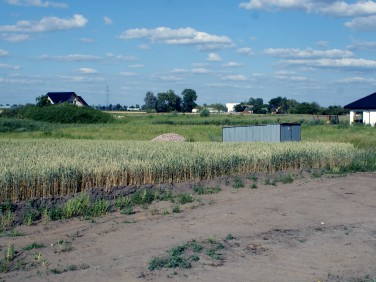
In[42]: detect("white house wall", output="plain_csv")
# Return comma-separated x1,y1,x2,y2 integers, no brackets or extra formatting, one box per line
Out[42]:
363,110,376,126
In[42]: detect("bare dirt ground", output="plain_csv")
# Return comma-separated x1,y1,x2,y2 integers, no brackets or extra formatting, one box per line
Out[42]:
1,172,376,282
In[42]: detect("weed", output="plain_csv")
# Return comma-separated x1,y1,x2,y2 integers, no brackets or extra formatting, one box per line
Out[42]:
90,199,110,217
177,193,194,205
264,178,277,186
22,242,45,251
193,184,221,195
121,206,135,215
0,229,24,238
312,169,325,178
277,174,294,184
249,173,258,182
150,207,159,215
49,263,89,274
5,244,15,262
162,209,170,215
0,211,15,232
226,234,235,240
251,182,258,189
233,176,245,189
171,205,181,213
55,240,73,253
115,196,132,210
63,193,90,218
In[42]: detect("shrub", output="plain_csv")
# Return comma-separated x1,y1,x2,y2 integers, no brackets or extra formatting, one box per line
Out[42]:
199,108,210,117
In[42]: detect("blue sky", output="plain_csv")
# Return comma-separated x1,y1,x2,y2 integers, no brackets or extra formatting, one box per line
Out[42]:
1,0,376,107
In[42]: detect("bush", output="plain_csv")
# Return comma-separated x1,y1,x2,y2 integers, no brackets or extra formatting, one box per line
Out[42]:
1,104,113,124
199,108,210,117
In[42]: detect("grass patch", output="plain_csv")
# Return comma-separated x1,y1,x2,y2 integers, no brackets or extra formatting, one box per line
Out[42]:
193,184,221,195
233,176,245,189
22,242,45,251
148,238,226,271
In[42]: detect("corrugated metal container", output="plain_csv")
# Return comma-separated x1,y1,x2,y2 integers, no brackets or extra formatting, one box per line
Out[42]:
222,123,301,142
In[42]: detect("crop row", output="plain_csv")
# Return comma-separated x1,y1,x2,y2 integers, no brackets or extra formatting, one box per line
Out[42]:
1,139,374,202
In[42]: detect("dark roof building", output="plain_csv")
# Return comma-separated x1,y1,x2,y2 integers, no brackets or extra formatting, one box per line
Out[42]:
46,92,89,107
344,92,376,126
344,92,376,110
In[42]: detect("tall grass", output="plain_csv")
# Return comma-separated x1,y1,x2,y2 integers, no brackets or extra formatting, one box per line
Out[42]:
1,139,374,202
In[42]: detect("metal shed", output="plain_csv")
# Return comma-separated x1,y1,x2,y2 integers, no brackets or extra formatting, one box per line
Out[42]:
222,123,301,143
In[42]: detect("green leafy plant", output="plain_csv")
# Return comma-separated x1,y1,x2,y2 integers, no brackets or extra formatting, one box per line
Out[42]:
233,176,245,189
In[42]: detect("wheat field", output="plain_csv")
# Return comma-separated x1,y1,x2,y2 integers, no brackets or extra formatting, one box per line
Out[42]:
0,139,373,202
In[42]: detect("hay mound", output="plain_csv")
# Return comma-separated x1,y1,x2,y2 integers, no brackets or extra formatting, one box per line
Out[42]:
152,133,186,142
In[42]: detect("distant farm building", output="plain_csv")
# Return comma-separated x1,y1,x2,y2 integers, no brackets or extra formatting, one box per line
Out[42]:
46,92,89,107
226,103,238,113
344,92,376,126
223,124,301,143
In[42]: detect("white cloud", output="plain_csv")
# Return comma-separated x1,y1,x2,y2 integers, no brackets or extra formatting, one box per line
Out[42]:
171,68,189,73
192,68,210,74
119,26,234,50
337,76,376,84
0,14,87,33
315,41,329,47
78,68,97,74
0,77,41,84
345,15,376,31
283,58,376,70
348,39,376,50
106,53,138,61
40,54,101,61
158,75,182,81
57,75,104,82
120,72,137,76
103,16,113,25
0,49,9,56
0,63,20,70
80,37,94,43
239,0,376,17
207,52,222,61
237,47,254,55
6,0,68,8
129,64,144,68
221,75,247,81
139,44,150,50
264,48,353,59
275,75,310,82
223,61,243,67
0,33,30,42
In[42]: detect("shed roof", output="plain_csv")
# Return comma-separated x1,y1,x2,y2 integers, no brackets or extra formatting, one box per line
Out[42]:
344,92,376,110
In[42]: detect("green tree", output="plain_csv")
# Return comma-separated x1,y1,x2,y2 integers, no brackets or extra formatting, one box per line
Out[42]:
156,90,182,112
208,103,227,112
182,89,197,112
35,95,51,107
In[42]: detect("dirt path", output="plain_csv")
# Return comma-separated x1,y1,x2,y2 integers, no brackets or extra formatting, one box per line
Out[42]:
1,173,376,282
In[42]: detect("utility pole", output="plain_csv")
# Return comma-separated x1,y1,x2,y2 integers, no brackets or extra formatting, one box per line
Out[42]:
106,85,109,109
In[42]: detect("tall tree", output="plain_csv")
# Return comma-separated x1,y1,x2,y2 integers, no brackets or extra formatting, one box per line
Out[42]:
35,95,51,107
181,88,197,112
143,91,157,111
156,90,181,112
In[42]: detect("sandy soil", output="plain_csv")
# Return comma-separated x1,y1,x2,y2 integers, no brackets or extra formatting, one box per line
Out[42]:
1,172,376,282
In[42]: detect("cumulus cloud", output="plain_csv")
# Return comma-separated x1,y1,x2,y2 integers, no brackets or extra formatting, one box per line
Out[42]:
0,33,30,42
192,68,210,74
80,37,94,43
0,14,87,33
0,63,21,70
264,48,353,59
103,16,113,25
348,39,376,50
207,52,222,61
283,58,376,70
120,72,137,76
0,49,9,56
239,0,376,17
337,76,376,84
128,64,144,68
119,26,234,50
223,61,243,67
6,0,68,8
237,47,254,55
345,15,376,31
77,68,97,74
221,74,247,81
40,54,101,61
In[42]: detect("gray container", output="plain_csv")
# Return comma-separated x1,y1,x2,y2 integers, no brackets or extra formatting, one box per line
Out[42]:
222,123,301,142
